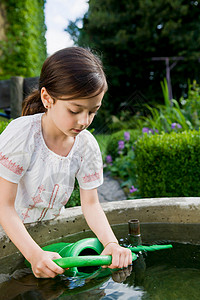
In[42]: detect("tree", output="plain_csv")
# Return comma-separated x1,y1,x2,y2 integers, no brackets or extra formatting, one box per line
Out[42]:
66,0,200,115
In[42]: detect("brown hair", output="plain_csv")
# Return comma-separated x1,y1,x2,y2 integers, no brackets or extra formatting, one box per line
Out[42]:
22,47,108,116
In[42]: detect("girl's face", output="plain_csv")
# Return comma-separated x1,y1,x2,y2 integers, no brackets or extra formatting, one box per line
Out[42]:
41,88,104,138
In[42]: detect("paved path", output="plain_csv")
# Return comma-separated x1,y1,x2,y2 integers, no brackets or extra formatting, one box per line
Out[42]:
97,172,127,203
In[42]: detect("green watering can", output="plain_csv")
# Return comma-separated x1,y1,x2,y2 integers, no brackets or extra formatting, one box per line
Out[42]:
25,238,172,278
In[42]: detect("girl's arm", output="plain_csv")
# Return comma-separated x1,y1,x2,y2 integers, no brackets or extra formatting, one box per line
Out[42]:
80,187,132,269
0,177,64,278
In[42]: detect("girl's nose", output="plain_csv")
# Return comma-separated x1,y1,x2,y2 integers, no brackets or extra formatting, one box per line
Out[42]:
77,113,89,126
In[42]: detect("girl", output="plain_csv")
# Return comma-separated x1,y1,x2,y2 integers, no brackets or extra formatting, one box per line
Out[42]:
0,47,132,278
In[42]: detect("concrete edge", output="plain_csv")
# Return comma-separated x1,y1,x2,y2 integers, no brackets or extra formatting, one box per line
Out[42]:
1,197,200,258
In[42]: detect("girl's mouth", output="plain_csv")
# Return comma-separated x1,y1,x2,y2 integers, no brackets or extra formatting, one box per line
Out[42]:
72,129,82,133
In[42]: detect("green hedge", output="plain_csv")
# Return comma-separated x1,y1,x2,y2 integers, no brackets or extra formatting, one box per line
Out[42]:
0,0,47,79
135,130,200,197
65,179,81,208
106,129,141,161
0,120,10,134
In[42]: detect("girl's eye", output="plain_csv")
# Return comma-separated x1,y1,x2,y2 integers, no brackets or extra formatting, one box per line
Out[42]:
69,110,80,114
69,110,98,116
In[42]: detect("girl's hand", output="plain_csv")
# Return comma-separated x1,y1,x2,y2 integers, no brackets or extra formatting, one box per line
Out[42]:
29,249,65,278
100,242,132,269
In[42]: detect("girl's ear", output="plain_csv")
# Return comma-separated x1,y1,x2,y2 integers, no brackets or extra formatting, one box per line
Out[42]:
41,87,54,109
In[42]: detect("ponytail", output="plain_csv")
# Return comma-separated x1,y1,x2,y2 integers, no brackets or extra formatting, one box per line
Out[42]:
22,89,46,116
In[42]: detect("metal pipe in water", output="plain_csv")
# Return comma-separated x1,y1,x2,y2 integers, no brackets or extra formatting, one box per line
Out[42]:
128,219,146,282
128,219,142,246
128,219,141,236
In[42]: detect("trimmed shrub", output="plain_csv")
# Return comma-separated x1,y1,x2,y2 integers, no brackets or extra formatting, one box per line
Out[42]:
135,130,200,197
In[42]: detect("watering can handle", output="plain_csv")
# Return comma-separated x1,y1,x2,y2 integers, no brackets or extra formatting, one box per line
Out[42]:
53,252,137,269
53,245,173,268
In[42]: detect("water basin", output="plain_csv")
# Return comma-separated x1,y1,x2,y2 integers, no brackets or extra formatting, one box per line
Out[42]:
0,222,200,299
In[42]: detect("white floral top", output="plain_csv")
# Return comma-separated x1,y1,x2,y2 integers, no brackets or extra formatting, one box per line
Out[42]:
0,113,103,223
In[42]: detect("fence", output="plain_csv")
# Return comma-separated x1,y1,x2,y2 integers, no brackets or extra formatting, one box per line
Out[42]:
0,76,39,119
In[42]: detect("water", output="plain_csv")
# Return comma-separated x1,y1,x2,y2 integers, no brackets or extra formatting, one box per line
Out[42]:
1,223,200,300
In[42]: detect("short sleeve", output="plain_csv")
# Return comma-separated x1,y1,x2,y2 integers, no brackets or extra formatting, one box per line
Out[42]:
0,116,32,183
76,130,103,190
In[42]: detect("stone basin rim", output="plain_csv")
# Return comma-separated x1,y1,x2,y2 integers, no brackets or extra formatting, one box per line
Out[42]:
0,197,200,259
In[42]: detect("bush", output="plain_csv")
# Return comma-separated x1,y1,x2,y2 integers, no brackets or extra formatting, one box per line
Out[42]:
135,130,200,198
0,120,10,134
180,80,200,130
65,180,81,208
93,134,110,161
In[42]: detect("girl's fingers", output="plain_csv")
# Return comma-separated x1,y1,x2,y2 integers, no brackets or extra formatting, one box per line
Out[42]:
118,251,128,269
110,248,132,269
123,255,129,268
34,264,63,279
121,248,132,267
110,250,120,269
35,267,57,279
33,259,65,278
46,259,65,275
118,254,124,269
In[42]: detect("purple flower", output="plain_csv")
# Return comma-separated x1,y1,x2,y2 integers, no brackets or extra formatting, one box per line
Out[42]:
171,123,176,129
124,131,130,141
142,127,150,133
142,127,159,134
171,123,182,129
129,185,138,193
118,140,125,150
106,155,112,164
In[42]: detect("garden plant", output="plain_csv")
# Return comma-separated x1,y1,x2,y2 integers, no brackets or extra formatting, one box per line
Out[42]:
104,80,200,199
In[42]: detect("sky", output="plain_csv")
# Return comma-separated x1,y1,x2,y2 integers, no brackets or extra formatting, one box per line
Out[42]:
44,0,89,55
